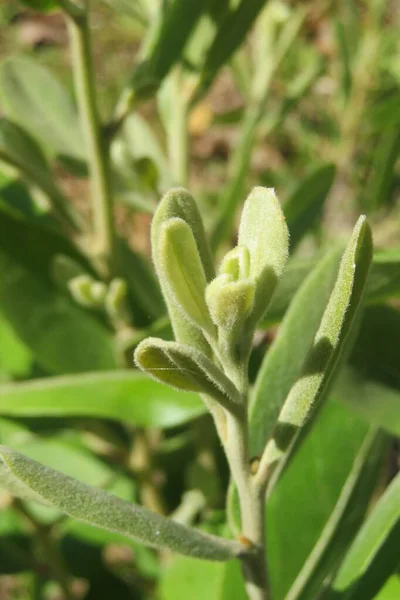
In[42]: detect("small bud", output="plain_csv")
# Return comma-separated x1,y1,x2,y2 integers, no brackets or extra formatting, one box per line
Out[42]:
220,246,250,281
68,275,95,307
90,282,107,305
206,275,255,334
105,278,128,320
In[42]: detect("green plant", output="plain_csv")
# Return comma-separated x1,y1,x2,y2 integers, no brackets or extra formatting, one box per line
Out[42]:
0,1,399,600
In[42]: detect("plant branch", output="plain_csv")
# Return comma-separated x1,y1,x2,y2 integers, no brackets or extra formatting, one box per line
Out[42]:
14,499,75,600
66,5,116,276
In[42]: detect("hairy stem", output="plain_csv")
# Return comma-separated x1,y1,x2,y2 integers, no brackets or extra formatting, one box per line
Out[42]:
67,5,116,276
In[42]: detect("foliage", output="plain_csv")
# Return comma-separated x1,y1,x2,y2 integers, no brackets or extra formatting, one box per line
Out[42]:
0,1,399,599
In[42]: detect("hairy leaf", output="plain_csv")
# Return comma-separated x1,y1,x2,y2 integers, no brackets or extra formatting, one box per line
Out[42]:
0,446,246,561
135,337,241,412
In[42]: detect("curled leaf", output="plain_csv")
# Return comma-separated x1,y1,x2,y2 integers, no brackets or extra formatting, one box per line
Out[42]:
135,338,241,413
151,188,214,354
159,218,215,335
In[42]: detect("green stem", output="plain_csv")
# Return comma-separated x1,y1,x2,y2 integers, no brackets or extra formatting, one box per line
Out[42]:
67,6,116,276
14,499,75,600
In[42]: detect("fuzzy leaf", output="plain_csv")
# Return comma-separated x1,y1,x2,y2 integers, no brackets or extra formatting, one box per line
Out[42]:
135,338,240,412
261,217,372,476
0,445,246,561
159,218,215,334
238,187,289,325
152,188,214,354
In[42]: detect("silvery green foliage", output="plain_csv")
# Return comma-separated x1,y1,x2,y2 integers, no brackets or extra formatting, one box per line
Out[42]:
0,445,246,561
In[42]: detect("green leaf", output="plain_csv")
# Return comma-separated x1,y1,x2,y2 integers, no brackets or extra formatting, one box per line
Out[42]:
0,445,247,561
0,210,116,373
249,247,343,458
158,218,215,334
284,432,388,600
238,187,289,326
333,471,400,598
195,0,268,99
152,189,215,354
284,164,336,250
266,402,370,600
130,0,209,98
261,217,372,474
263,248,400,326
0,118,80,229
0,310,32,378
362,126,400,212
0,57,85,160
159,555,247,600
0,371,206,428
335,369,400,438
135,338,241,413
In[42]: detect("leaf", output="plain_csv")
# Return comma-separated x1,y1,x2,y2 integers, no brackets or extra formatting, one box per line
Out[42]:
0,210,116,373
158,218,214,334
0,370,206,428
266,402,370,600
152,189,215,354
284,431,388,600
333,471,400,598
195,0,268,99
0,310,32,378
0,118,80,229
284,164,336,250
261,217,372,474
249,248,343,458
335,369,400,438
130,0,209,98
134,338,241,412
159,555,247,600
238,187,289,326
0,57,85,160
262,249,400,326
362,126,400,212
0,445,247,561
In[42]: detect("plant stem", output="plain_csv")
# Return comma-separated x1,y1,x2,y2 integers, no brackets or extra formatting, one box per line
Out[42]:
166,68,189,187
14,499,75,600
66,5,116,276
221,357,269,600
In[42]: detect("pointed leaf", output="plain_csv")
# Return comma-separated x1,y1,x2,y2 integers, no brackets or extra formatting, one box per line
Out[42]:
261,217,372,474
333,470,400,594
135,338,241,413
250,248,343,457
285,432,388,600
0,445,246,561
